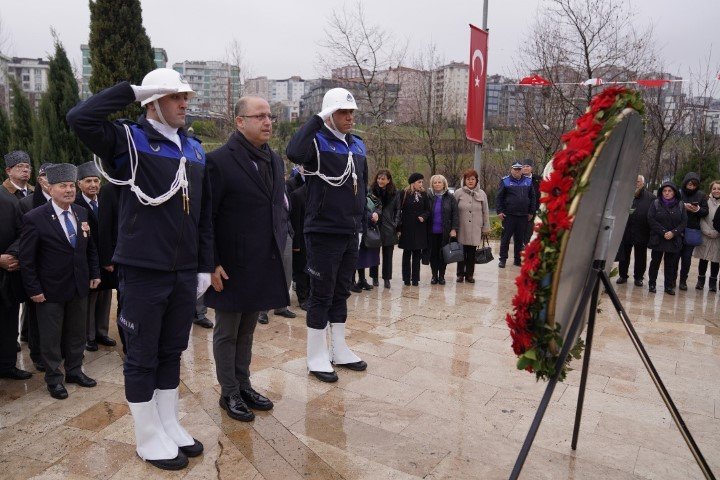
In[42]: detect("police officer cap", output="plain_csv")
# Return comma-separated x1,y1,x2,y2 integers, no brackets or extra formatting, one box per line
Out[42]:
45,163,78,184
77,161,101,180
4,150,31,169
408,172,424,185
522,159,533,167
511,161,523,169
38,163,54,176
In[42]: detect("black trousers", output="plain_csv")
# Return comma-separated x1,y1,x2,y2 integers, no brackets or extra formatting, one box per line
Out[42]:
22,302,42,364
402,249,422,283
648,250,679,289
369,245,394,280
456,245,477,279
213,310,258,397
698,259,720,278
676,244,696,281
304,233,358,330
292,249,310,305
118,265,195,403
429,233,447,278
617,242,648,280
0,303,19,372
499,215,527,262
36,296,88,385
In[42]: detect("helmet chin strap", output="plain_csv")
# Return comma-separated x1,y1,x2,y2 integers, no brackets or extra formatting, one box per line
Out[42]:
152,99,171,128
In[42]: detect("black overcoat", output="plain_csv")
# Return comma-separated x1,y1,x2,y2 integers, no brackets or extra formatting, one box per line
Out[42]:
0,194,24,306
203,132,289,312
647,183,687,253
620,187,656,247
397,190,431,251
427,191,460,246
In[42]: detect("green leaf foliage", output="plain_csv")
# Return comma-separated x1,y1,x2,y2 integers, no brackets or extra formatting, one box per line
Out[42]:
9,78,34,154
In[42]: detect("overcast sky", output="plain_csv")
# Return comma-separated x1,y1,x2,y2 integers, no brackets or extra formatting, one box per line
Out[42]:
1,0,717,83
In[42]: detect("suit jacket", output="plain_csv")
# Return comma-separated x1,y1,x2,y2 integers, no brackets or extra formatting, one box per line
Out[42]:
75,191,114,291
19,202,100,303
0,193,25,306
203,132,289,312
19,187,49,214
2,178,34,200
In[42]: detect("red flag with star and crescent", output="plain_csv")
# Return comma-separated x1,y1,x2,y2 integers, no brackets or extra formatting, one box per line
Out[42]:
466,24,489,144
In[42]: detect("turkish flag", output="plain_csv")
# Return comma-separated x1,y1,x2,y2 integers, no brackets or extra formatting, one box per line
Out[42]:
466,24,489,144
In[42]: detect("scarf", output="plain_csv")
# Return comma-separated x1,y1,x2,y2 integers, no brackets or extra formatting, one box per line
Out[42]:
234,131,273,194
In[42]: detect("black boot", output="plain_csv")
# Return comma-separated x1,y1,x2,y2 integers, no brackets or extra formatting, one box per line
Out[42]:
384,279,391,289
679,276,688,291
648,282,656,293
710,277,718,293
371,276,379,287
696,276,706,290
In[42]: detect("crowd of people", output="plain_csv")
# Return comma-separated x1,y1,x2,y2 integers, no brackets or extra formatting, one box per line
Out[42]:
2,66,720,472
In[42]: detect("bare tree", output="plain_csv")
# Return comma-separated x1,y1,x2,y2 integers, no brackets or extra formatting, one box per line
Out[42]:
219,38,252,133
686,50,720,163
516,0,656,161
318,1,407,167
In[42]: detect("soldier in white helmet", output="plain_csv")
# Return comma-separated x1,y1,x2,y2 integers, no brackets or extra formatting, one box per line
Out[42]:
286,88,369,383
67,68,213,471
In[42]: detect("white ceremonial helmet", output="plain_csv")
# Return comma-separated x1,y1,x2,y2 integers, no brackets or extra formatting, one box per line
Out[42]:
321,88,358,113
140,68,196,106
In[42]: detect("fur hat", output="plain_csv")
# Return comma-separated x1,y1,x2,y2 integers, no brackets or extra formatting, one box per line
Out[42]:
77,161,101,180
45,163,78,184
38,163,54,176
408,172,424,185
3,151,31,169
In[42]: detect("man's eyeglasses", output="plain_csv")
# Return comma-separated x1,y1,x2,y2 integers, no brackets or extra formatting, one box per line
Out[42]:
239,114,277,123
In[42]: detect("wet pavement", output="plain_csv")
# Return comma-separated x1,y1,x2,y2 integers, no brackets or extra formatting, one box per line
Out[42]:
2,244,719,479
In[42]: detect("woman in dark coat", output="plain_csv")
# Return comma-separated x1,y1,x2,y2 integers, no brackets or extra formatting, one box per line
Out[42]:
427,174,459,285
352,191,381,292
677,172,709,290
647,181,688,295
369,169,400,289
398,173,430,286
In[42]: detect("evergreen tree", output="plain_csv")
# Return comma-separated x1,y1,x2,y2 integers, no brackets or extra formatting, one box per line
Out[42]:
88,0,155,120
0,106,10,156
9,78,34,154
35,33,89,166
675,145,720,193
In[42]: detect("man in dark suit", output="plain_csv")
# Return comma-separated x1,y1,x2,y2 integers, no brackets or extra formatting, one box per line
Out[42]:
18,162,54,371
75,161,116,351
205,96,288,422
19,163,100,400
616,175,656,286
2,151,34,200
0,193,32,380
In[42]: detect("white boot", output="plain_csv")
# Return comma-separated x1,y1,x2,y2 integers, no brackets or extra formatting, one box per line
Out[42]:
330,323,367,371
155,388,194,447
128,394,179,462
307,326,334,373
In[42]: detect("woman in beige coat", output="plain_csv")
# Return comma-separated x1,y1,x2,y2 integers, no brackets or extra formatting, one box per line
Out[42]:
693,180,720,292
454,169,491,283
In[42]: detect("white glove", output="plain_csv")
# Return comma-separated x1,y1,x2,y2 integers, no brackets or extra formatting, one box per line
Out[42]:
196,273,211,299
131,85,178,103
317,106,337,121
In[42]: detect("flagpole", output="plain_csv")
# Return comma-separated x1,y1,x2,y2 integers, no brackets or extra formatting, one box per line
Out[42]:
473,0,488,177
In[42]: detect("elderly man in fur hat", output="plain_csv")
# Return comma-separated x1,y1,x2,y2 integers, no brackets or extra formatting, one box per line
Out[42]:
19,163,100,400
2,151,34,200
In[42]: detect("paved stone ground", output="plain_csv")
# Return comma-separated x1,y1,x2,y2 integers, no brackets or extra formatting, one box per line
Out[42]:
1,243,719,479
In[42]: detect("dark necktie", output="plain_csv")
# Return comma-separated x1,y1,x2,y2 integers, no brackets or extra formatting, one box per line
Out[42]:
90,199,98,216
62,211,77,248
20,189,27,197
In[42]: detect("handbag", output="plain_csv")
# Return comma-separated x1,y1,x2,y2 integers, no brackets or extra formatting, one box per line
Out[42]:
442,240,464,264
364,225,382,248
475,237,494,264
684,227,703,246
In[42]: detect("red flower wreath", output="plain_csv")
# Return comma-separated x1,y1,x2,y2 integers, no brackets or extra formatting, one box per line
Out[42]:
506,86,645,381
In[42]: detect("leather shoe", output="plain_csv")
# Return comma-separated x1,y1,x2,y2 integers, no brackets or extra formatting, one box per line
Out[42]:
257,312,269,324
85,340,98,352
193,316,213,329
411,281,419,286
372,277,379,287
664,288,676,295
34,362,46,372
438,277,446,285
616,277,627,284
404,281,410,286
498,260,506,268
384,279,391,289
359,280,373,290
219,393,255,421
457,276,464,283
466,277,475,284
0,366,32,380
299,302,308,311
649,284,657,293
47,383,68,400
179,439,204,458
634,279,644,287
310,370,338,383
679,282,688,291
96,335,117,346
145,452,188,471
65,372,97,388
513,260,521,267
274,308,297,319
431,277,438,285
240,387,274,411
335,360,367,371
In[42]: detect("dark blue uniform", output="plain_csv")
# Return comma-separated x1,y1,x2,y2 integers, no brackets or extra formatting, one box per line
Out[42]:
67,82,213,403
496,174,535,264
286,115,367,329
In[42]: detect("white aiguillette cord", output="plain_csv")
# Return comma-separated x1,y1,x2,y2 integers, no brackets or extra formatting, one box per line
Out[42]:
308,139,358,194
93,124,190,213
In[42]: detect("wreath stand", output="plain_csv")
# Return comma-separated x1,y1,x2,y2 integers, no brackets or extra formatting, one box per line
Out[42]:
509,259,716,480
